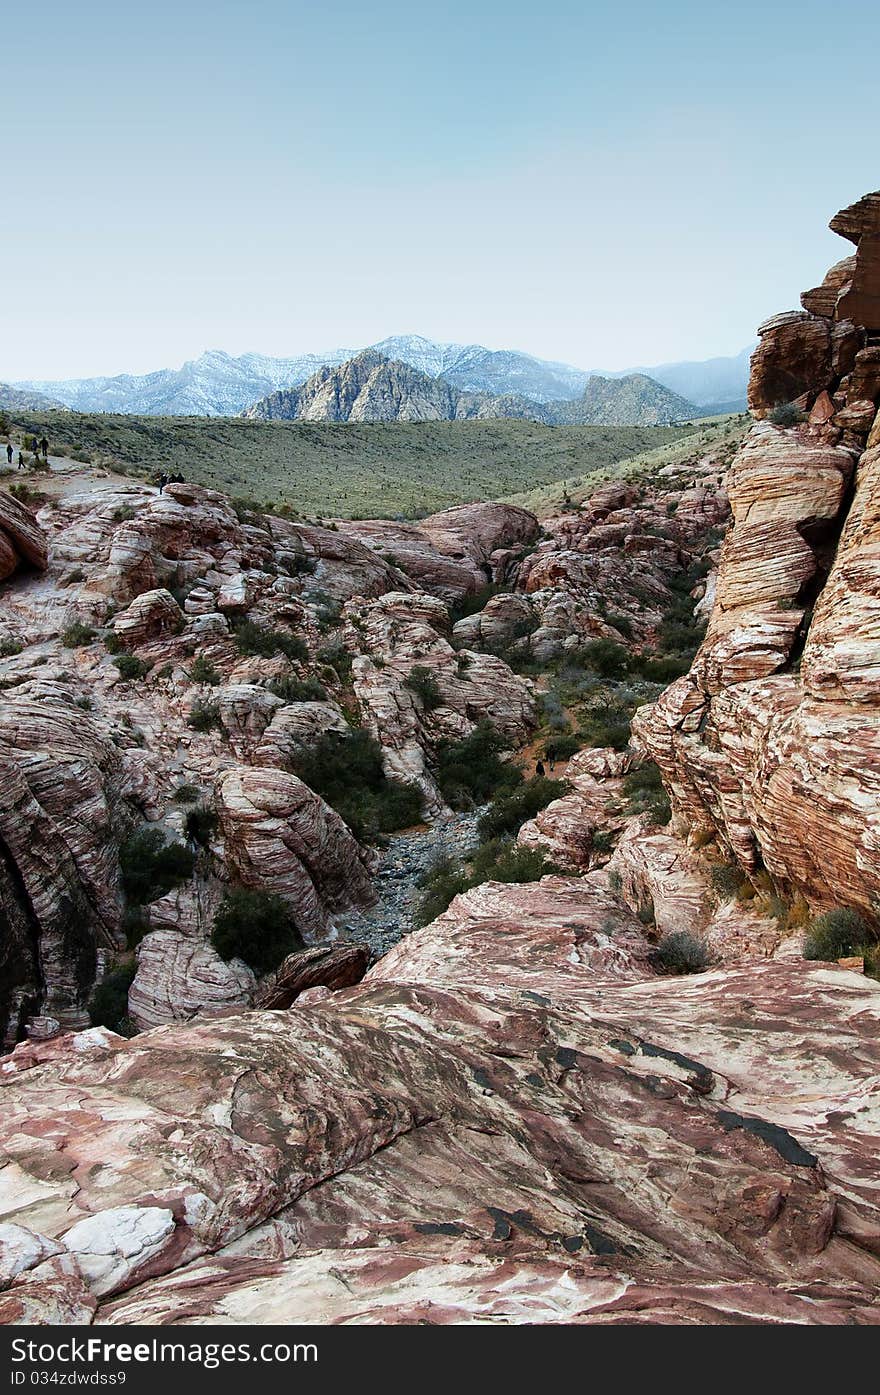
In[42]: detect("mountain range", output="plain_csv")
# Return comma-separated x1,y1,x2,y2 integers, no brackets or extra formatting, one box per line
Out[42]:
11,334,750,420
242,350,698,426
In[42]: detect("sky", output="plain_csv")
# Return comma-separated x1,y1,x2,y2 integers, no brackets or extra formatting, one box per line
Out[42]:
3,0,880,382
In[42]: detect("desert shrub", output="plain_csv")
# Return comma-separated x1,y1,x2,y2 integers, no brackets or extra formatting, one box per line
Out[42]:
104,632,124,654
173,783,200,803
119,827,195,904
622,762,671,825
188,655,220,685
436,720,521,809
415,840,556,926
469,838,555,886
478,776,568,841
112,505,136,522
293,728,424,841
405,665,443,711
769,401,804,427
657,931,711,974
185,804,217,847
591,829,616,856
0,638,24,658
232,617,307,663
710,861,745,899
211,887,304,974
60,621,95,648
113,654,150,680
188,700,222,732
267,674,327,703
634,653,692,682
316,639,352,679
803,907,872,961
579,704,633,751
575,638,629,679
122,906,149,950
88,962,136,1035
608,611,634,639
542,732,581,762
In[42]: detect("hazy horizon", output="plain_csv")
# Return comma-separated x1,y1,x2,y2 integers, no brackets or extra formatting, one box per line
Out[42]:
4,0,879,382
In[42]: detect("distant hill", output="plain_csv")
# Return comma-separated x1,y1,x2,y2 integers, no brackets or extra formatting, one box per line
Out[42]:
0,383,65,412
608,346,753,412
13,334,737,419
244,351,698,427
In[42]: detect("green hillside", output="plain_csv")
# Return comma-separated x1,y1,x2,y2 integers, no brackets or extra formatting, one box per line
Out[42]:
8,410,698,519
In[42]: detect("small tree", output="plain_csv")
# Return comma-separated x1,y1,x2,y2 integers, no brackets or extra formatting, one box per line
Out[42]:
212,887,304,973
405,665,443,711
803,907,871,961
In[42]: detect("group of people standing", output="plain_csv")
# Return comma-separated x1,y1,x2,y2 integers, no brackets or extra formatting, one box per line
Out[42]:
5,435,48,469
157,471,186,492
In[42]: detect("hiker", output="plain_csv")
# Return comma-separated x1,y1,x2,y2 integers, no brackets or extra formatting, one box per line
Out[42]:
40,436,48,458
535,760,546,779
171,471,184,483
17,451,24,469
5,443,11,465
158,472,168,493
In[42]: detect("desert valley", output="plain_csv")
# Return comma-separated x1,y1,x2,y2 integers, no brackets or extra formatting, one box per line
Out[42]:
0,190,878,1327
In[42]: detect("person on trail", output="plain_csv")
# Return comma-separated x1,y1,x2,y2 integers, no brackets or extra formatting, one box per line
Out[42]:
17,451,24,469
5,443,11,466
535,760,546,779
40,436,48,458
158,472,168,493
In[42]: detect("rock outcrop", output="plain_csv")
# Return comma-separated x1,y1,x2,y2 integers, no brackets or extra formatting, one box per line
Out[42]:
0,493,48,581
0,874,877,1325
638,191,880,920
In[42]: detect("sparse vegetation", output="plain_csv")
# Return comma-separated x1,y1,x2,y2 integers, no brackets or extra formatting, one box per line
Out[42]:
292,728,424,841
113,654,150,680
416,841,558,925
769,402,804,427
60,621,96,648
119,827,195,904
435,720,522,809
188,700,222,732
657,931,711,975
803,908,873,962
477,776,567,841
267,673,327,703
211,887,304,974
88,961,136,1036
622,761,671,825
232,617,308,663
405,665,443,711
188,655,220,685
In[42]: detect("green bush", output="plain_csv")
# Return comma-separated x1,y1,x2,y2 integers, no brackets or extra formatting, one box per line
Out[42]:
267,674,328,703
212,887,304,973
188,700,222,732
803,908,872,961
575,638,629,679
189,655,220,685
316,639,352,679
88,962,136,1035
0,638,24,658
542,732,581,762
119,827,195,904
173,783,200,803
622,762,671,825
293,728,424,841
657,932,711,974
104,631,124,654
113,654,150,680
232,617,307,663
478,776,567,841
405,665,443,711
579,705,633,752
185,804,217,847
416,840,556,925
769,401,804,427
436,720,521,809
709,861,745,899
61,621,95,648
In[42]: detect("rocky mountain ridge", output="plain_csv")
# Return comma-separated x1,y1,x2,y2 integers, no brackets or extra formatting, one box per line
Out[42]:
13,336,746,418
243,349,698,426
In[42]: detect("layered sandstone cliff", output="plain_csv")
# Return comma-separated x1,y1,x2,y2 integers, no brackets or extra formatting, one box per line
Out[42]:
638,192,880,923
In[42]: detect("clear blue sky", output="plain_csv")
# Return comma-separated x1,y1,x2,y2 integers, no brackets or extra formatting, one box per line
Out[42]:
4,0,879,381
